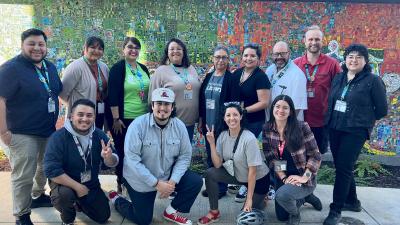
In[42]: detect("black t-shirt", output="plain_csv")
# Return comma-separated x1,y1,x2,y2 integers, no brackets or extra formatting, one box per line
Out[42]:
0,55,62,137
281,147,300,176
232,67,271,123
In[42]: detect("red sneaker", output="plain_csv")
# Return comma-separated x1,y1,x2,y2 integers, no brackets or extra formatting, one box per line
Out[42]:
163,210,193,225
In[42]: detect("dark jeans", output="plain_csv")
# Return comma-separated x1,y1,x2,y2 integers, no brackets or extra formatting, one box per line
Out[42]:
49,182,110,224
329,128,367,213
310,126,329,154
186,125,195,143
203,128,228,194
110,118,134,185
204,167,269,210
114,170,202,225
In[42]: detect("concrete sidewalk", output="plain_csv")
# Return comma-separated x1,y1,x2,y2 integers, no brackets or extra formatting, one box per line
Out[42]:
0,172,399,225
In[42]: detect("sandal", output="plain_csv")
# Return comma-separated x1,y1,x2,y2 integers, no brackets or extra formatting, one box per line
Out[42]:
198,210,220,225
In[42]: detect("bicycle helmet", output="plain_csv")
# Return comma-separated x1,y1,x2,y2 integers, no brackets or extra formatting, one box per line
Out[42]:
236,208,265,225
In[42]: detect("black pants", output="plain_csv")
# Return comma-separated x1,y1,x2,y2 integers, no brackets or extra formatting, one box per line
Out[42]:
110,118,134,185
49,182,110,224
114,170,203,225
329,128,367,213
310,126,329,154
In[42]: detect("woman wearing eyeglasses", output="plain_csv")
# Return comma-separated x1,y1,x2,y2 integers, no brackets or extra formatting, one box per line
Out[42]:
199,46,236,199
149,38,201,141
107,37,150,193
230,43,271,202
198,102,270,225
60,36,109,129
263,95,321,225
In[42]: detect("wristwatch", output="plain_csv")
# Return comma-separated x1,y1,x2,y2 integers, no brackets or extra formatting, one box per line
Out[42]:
304,171,312,179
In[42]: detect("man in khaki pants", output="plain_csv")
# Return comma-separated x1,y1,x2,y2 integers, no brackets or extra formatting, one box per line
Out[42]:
0,28,62,225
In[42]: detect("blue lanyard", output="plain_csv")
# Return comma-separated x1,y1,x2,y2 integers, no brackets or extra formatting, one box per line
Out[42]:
83,57,103,92
305,64,318,82
127,63,145,91
270,61,290,86
171,64,189,85
340,79,353,100
35,61,52,96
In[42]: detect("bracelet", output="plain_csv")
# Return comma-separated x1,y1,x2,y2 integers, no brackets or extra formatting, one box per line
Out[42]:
281,176,287,183
153,179,159,187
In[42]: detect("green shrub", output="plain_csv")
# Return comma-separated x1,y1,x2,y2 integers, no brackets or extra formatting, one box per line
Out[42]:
317,165,336,185
355,158,391,178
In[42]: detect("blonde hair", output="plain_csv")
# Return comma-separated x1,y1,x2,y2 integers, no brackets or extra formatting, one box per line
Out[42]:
305,25,324,38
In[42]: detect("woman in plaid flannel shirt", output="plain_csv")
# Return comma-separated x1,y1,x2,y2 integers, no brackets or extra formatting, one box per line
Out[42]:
263,95,321,225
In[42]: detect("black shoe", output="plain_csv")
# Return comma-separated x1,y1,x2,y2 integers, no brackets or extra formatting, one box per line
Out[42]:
286,213,301,225
305,193,322,211
323,210,342,225
31,194,52,208
342,200,362,212
16,213,34,225
201,190,226,199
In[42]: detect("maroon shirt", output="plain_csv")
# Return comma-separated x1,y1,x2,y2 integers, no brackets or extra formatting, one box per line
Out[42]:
294,53,341,127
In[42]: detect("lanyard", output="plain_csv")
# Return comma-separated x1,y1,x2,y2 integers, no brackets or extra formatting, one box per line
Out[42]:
270,61,290,86
34,61,52,97
171,64,189,85
278,140,285,159
340,79,353,100
127,63,145,91
83,57,103,92
305,64,318,83
72,135,93,170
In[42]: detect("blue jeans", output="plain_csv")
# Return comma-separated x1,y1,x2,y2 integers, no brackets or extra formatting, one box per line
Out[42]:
114,171,203,225
186,125,195,143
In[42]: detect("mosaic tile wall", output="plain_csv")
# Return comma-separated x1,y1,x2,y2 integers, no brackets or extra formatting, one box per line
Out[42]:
0,0,399,155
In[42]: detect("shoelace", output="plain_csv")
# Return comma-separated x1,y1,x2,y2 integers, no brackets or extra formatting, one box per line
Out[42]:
171,213,188,222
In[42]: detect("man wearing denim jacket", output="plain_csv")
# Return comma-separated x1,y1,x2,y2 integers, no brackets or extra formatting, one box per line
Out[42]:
109,88,202,225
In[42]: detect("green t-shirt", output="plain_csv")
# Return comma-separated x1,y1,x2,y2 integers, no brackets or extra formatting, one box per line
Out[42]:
124,63,150,119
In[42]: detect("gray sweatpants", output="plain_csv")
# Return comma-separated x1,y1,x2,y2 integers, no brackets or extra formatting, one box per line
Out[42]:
8,134,48,216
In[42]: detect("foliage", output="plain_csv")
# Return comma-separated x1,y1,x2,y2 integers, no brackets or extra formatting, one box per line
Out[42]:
317,165,336,185
355,158,392,178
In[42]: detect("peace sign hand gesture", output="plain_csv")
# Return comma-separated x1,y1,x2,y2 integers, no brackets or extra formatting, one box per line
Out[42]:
205,124,215,145
101,139,113,160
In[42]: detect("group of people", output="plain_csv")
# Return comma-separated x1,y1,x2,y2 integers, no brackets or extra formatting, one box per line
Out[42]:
0,24,387,225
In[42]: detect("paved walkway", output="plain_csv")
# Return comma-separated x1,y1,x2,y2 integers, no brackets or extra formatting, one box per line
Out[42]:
0,172,399,225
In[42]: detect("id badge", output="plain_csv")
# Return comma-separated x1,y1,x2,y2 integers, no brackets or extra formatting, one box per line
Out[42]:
184,90,193,100
334,100,347,112
48,98,56,113
307,87,315,98
97,102,105,114
206,99,215,109
274,160,287,172
80,170,91,183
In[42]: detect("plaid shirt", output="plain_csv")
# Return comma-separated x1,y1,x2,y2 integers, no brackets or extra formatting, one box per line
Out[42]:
262,121,321,186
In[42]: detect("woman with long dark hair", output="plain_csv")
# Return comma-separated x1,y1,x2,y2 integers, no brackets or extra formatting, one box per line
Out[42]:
263,95,321,225
149,38,201,140
107,37,150,193
198,102,270,225
323,44,387,225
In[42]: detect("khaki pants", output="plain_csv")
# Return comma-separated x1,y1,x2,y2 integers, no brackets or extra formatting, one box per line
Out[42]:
8,134,48,216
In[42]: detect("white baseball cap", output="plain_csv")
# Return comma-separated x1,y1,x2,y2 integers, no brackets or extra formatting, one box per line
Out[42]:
151,88,175,103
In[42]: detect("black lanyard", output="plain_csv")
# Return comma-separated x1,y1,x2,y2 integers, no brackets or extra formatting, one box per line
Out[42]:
72,135,93,170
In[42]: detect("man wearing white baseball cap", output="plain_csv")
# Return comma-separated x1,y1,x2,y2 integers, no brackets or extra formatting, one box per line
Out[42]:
109,88,202,225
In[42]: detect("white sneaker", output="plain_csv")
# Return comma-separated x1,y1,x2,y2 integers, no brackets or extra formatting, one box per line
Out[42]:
235,185,247,203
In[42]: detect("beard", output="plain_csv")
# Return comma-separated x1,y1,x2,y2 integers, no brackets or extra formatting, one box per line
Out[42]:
307,45,321,54
22,51,47,64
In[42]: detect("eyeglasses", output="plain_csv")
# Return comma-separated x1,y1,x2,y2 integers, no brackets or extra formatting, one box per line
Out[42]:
272,52,289,57
214,56,229,61
126,45,140,50
223,101,241,106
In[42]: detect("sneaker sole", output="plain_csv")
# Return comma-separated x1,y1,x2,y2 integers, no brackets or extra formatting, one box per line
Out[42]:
163,215,192,225
234,197,246,203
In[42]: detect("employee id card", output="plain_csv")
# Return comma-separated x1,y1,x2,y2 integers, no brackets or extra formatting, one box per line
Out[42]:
80,170,91,183
274,160,287,172
184,90,193,100
48,98,56,113
307,87,315,98
206,99,215,109
97,102,105,114
334,100,347,112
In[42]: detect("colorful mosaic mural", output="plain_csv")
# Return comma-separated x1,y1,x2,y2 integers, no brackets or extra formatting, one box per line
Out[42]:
0,1,399,155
